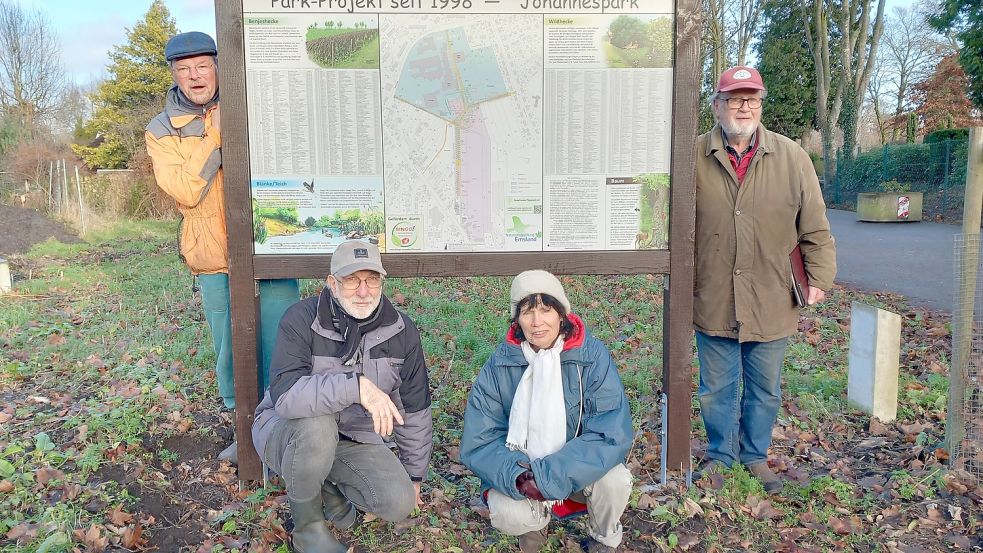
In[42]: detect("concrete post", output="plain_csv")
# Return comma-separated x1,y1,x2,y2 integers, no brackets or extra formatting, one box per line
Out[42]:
848,301,902,422
0,258,11,295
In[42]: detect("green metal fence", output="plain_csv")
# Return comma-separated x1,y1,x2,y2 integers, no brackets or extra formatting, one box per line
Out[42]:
825,138,969,221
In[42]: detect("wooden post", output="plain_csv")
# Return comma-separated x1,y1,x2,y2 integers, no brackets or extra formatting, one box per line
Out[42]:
662,0,700,472
74,166,86,235
215,0,263,481
61,159,69,214
47,161,53,211
947,127,983,456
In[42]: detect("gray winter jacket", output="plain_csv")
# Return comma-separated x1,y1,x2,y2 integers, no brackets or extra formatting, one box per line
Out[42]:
252,290,433,481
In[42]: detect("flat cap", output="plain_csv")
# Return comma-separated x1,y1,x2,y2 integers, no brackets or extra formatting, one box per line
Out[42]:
165,32,217,62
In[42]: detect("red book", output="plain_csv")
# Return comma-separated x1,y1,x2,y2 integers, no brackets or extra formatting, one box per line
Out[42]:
790,245,810,307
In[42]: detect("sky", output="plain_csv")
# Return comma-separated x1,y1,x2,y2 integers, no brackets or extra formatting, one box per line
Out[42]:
18,0,216,86
26,0,915,87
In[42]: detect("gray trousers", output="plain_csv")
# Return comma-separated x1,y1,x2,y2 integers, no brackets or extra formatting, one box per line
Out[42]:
262,414,415,522
487,464,632,548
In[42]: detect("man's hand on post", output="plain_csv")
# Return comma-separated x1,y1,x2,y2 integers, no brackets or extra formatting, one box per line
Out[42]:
357,376,403,436
807,286,826,306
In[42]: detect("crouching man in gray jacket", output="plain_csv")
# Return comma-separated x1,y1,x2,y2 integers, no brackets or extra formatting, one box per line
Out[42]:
252,240,432,553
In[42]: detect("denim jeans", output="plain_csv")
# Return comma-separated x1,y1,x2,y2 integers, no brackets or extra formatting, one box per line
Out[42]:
695,332,788,467
262,414,415,522
487,464,632,548
197,274,299,408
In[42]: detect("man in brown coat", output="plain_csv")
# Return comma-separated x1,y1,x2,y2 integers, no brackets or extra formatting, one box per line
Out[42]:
694,66,836,493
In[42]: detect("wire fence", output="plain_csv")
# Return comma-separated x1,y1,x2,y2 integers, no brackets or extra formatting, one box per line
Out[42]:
950,234,982,485
824,138,970,222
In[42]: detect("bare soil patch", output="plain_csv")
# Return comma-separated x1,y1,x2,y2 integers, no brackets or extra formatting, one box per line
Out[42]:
0,205,82,257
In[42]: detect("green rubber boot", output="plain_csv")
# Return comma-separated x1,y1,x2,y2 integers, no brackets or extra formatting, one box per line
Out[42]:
288,496,347,553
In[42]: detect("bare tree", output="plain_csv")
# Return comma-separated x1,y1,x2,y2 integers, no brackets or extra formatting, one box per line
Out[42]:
0,1,65,135
865,54,889,145
801,0,886,186
880,4,947,141
728,0,763,65
703,0,728,82
702,0,764,79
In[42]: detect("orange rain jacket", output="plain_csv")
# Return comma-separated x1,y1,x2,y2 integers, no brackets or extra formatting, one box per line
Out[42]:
145,87,227,275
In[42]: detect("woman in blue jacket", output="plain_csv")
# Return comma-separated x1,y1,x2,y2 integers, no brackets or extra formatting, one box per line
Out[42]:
460,270,633,552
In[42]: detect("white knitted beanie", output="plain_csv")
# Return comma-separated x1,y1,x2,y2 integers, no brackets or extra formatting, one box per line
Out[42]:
509,270,571,317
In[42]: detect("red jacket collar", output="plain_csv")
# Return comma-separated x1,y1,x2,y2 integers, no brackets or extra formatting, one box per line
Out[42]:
506,312,586,351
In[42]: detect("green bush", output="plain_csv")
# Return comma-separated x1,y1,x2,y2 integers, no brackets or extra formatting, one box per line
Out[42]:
924,128,969,144
809,151,824,178
879,180,911,193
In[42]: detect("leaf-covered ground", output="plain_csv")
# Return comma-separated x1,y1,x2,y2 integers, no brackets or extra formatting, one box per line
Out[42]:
0,222,979,552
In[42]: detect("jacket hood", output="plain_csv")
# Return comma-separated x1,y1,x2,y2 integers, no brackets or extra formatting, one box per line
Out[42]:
505,312,586,351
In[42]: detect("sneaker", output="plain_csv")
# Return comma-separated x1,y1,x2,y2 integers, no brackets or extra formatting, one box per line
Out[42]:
584,537,617,552
747,462,782,494
550,498,588,521
517,527,548,553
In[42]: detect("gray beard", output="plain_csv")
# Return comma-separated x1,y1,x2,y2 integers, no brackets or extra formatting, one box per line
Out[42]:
720,121,757,138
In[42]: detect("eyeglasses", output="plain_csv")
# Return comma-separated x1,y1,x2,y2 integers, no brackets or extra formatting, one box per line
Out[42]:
720,96,762,109
174,63,214,77
336,274,384,290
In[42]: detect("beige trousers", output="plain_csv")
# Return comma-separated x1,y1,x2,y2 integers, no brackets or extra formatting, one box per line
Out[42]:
487,464,632,548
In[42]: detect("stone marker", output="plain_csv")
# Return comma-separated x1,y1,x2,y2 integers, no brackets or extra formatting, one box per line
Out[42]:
0,258,10,294
848,301,902,422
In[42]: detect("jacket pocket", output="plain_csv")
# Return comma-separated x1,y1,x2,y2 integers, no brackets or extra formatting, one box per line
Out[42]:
586,393,622,416
364,357,402,394
182,217,226,273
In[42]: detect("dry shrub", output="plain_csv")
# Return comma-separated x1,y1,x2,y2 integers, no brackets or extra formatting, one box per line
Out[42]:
82,172,176,220
6,138,68,186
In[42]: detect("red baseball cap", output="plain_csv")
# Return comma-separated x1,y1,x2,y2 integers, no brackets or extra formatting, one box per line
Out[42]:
717,66,766,93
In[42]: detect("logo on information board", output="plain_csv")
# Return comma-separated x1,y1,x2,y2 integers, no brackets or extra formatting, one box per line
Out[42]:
391,223,418,248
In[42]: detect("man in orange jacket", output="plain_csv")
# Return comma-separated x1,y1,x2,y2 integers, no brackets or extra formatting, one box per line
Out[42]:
145,32,299,463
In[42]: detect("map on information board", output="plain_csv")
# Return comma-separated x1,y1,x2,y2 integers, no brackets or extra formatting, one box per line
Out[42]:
242,0,673,254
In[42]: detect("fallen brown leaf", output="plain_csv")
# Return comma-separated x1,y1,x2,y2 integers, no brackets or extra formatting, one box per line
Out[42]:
749,498,783,520
120,522,147,550
827,515,857,535
108,504,134,526
35,467,65,486
6,522,38,542
682,497,704,518
73,524,109,552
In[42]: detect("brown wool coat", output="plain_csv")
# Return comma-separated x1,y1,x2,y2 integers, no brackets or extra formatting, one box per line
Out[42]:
695,124,836,342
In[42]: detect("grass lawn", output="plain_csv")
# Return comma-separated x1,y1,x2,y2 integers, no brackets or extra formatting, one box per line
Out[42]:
0,221,978,552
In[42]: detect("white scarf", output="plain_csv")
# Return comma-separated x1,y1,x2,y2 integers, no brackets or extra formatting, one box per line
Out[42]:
506,337,567,461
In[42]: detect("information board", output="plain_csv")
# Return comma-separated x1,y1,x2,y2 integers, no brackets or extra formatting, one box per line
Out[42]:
242,0,674,254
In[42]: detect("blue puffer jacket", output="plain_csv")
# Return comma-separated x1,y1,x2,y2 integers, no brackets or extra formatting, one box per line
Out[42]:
460,314,633,501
